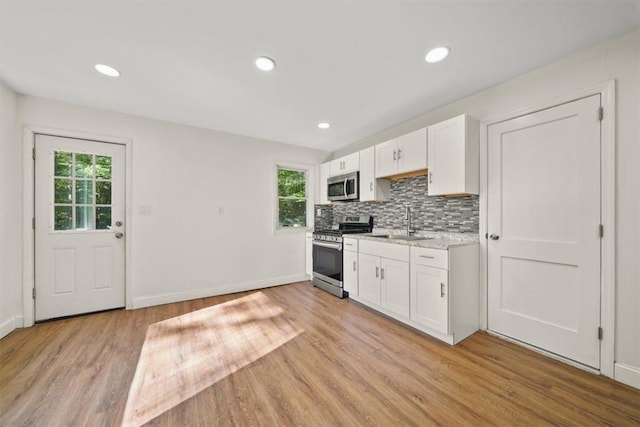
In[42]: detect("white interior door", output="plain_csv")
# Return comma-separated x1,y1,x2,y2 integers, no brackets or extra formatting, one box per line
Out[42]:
35,134,125,321
487,95,602,369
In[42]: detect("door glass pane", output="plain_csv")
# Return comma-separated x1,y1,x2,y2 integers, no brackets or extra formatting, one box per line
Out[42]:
95,181,111,205
75,180,93,204
75,206,93,230
96,156,112,179
54,178,72,203
54,206,73,230
96,207,112,230
54,151,72,177
75,153,94,178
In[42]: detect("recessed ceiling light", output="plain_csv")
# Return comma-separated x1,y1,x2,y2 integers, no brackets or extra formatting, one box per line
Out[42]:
255,56,276,71
318,122,330,129
94,63,120,77
425,46,450,63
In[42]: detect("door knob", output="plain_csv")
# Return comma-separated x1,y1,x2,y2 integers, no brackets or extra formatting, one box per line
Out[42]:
489,234,500,240
115,232,124,239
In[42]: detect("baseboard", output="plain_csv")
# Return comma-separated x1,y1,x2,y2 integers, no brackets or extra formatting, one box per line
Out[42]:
614,363,640,389
132,274,309,309
0,315,23,340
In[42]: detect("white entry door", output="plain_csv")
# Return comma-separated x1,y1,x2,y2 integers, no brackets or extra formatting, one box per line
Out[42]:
487,95,601,369
35,134,126,321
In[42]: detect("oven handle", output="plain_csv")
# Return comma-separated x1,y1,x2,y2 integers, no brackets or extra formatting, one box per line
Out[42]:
313,240,343,251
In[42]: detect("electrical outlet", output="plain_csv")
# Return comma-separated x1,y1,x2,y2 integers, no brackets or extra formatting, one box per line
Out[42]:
316,208,322,217
138,205,152,215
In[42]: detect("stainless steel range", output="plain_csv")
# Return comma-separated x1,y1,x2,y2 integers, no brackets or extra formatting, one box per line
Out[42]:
312,215,373,298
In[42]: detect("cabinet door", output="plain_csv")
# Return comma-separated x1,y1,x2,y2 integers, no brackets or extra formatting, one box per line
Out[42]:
341,152,360,174
374,138,398,178
360,146,389,202
410,264,449,334
358,253,381,305
427,116,466,196
397,127,427,174
380,258,410,318
305,232,313,277
329,158,343,177
319,162,331,204
343,250,358,296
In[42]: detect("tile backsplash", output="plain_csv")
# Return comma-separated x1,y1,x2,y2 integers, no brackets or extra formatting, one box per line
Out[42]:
315,175,479,233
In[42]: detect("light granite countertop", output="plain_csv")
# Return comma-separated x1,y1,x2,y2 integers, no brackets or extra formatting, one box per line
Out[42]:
346,229,480,250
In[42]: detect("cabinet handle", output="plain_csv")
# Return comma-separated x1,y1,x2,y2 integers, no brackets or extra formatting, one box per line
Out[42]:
397,149,402,159
370,182,373,191
419,255,435,259
429,171,433,184
375,266,379,278
353,261,356,271
381,268,385,280
393,150,397,161
440,282,445,298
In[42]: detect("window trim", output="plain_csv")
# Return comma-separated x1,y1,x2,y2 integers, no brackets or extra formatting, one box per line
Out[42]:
273,161,314,233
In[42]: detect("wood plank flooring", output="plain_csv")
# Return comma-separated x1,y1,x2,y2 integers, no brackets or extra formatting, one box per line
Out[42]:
1,282,638,426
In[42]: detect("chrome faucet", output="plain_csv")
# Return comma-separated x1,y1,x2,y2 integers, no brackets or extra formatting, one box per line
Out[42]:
406,206,415,236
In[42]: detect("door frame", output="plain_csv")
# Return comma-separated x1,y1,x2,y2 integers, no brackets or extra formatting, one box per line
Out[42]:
479,80,616,378
22,125,134,327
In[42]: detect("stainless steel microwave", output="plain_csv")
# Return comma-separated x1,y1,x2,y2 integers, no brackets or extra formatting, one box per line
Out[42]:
327,172,359,202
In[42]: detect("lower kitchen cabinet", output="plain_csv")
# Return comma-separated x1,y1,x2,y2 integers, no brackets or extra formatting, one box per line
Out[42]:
343,238,358,296
355,240,410,319
351,238,479,345
410,263,449,334
358,253,381,305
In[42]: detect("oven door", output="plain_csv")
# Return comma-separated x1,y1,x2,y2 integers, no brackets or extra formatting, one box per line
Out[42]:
312,240,343,288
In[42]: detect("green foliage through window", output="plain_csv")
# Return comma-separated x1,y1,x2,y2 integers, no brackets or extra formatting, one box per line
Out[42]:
277,168,307,228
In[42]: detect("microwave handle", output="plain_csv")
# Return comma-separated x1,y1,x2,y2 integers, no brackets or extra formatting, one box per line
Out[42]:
344,179,348,198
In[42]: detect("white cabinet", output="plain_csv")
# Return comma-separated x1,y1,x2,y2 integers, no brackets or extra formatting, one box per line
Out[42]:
319,162,331,204
329,152,359,177
375,128,427,178
343,238,358,296
411,263,449,334
305,232,313,278
410,245,479,344
356,240,410,318
427,114,479,196
358,253,381,305
359,146,390,202
380,258,410,318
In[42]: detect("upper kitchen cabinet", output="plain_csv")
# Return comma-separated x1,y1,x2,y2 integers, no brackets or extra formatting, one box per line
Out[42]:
329,152,359,177
427,114,479,196
375,128,427,178
360,146,390,202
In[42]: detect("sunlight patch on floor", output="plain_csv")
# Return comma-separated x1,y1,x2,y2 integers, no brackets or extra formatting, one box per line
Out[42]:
121,291,303,426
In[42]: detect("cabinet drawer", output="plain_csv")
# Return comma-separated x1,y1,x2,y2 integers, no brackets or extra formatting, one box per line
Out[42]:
343,238,358,252
359,240,410,262
411,247,448,269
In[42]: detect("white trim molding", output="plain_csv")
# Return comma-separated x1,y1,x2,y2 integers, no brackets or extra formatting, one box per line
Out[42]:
132,275,308,309
479,80,616,379
272,160,316,234
22,125,134,326
614,363,640,390
0,316,24,340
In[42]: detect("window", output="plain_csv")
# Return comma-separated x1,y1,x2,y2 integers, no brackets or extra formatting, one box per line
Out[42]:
276,166,307,228
53,150,113,231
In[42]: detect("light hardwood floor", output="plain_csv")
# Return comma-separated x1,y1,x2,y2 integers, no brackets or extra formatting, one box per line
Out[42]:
1,282,638,426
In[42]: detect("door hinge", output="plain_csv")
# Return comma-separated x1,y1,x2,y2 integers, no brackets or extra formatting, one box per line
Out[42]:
32,148,36,160
32,288,36,299
598,107,604,121
32,217,35,230
598,327,603,340
599,224,604,238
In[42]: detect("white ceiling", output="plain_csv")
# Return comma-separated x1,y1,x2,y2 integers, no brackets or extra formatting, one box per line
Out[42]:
1,1,638,152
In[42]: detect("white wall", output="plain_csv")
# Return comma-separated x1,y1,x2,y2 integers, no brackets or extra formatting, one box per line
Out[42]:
0,80,23,338
335,29,640,382
16,95,329,310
